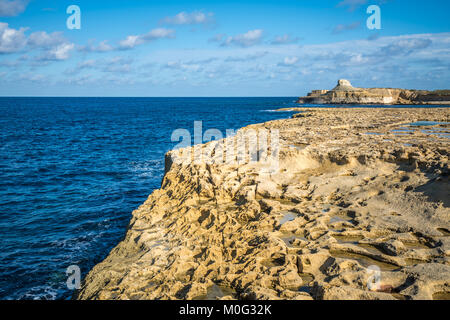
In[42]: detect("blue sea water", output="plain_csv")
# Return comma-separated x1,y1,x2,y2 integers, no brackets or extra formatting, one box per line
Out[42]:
0,97,300,300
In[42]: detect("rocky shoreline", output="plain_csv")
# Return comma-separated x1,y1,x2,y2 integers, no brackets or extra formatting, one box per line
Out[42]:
297,80,450,105
76,107,449,300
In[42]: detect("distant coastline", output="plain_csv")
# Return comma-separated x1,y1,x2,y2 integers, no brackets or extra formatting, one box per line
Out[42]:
297,79,450,105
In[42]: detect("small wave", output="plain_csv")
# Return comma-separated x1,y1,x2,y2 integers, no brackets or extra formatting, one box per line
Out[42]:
19,284,59,300
261,108,297,112
128,159,164,178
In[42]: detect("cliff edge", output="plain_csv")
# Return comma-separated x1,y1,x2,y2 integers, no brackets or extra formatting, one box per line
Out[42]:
298,80,450,105
76,108,449,300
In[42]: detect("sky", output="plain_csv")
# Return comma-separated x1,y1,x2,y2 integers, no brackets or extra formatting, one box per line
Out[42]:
0,0,449,96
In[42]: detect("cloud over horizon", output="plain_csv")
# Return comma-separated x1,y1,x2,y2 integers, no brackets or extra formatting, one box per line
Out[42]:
119,28,175,50
211,29,264,47
160,11,214,25
271,34,301,45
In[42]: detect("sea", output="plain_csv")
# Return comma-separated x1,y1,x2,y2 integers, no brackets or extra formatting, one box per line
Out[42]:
0,97,301,300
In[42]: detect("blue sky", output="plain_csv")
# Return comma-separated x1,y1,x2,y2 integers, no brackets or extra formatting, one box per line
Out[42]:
0,0,449,96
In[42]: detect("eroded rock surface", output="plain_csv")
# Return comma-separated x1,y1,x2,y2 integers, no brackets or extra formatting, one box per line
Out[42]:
76,108,450,300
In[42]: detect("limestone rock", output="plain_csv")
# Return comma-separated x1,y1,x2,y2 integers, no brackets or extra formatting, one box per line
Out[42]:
379,240,406,256
76,107,450,301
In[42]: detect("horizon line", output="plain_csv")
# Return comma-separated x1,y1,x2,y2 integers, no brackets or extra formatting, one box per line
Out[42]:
0,96,299,98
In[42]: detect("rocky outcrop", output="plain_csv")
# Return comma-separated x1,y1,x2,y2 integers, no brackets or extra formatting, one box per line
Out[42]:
298,80,450,105
76,108,450,300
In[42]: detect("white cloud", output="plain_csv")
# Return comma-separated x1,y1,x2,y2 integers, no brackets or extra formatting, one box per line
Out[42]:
119,28,175,49
164,61,201,72
19,72,45,82
380,38,432,56
3,29,448,94
119,35,141,50
0,23,76,63
215,29,264,47
161,11,214,25
95,41,114,52
225,51,268,62
271,34,300,45
142,28,175,40
153,32,449,90
208,33,225,43
102,56,134,73
278,56,298,66
332,21,361,34
66,56,135,75
28,31,66,48
337,0,367,12
337,0,390,12
186,57,218,64
40,43,75,61
0,22,27,53
0,0,28,17
78,59,96,69
79,40,114,53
